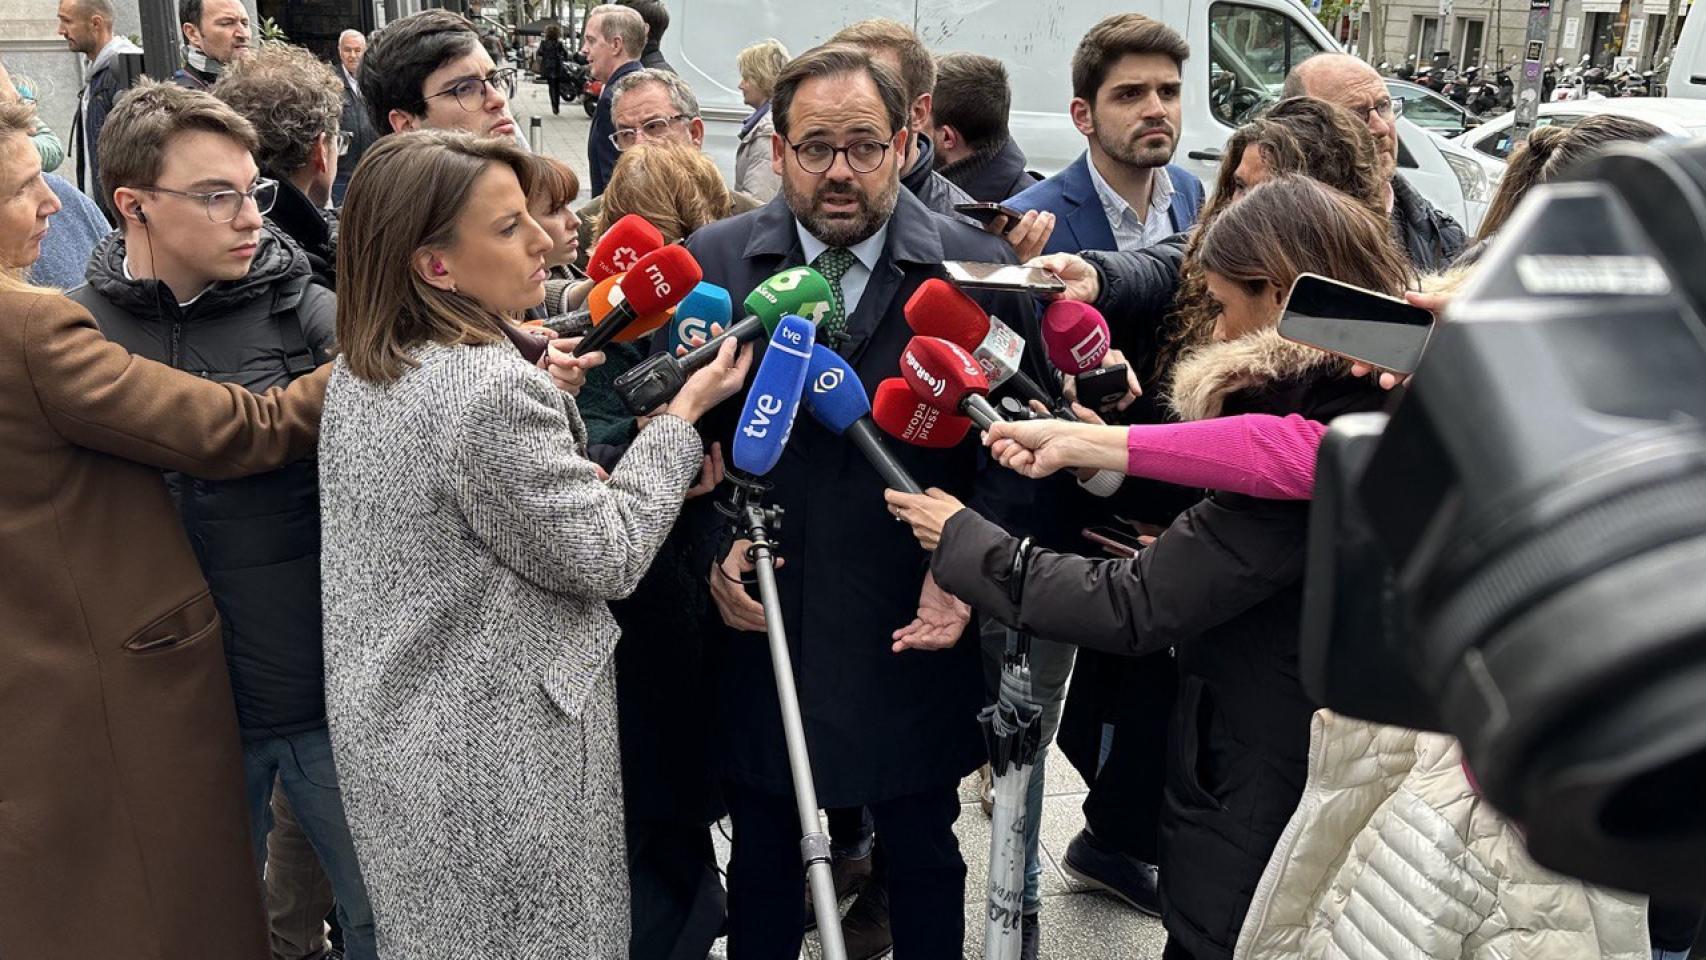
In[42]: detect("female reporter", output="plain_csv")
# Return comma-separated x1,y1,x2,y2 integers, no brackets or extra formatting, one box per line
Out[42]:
318,130,749,957
528,155,591,315
888,176,1405,960
0,100,325,959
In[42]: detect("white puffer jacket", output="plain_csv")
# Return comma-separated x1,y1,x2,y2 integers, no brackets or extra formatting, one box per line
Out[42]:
1236,711,1648,960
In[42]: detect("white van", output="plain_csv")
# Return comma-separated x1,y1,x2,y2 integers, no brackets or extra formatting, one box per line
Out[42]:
1665,9,1705,100
658,0,1487,232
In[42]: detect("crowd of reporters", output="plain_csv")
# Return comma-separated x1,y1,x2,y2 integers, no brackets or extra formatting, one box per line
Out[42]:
0,3,1698,960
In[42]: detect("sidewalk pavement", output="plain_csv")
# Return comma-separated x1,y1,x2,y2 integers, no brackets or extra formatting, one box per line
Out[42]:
511,76,1169,960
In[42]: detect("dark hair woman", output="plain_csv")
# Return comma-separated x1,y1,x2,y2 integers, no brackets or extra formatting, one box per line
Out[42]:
886,176,1410,960
538,22,572,115
319,129,748,956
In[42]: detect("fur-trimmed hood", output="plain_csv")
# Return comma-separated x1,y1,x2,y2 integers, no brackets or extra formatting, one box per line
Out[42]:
1167,327,1351,422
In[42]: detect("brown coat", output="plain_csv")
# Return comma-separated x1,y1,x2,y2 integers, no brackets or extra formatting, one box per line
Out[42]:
0,290,328,960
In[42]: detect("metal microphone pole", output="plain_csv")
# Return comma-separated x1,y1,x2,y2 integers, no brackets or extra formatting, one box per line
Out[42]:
722,474,847,959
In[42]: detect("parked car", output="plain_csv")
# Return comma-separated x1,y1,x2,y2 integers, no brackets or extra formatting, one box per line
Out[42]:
1388,78,1479,137
1664,8,1704,99
1451,97,1706,185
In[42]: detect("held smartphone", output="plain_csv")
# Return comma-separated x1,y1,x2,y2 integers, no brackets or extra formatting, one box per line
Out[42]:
1075,363,1132,410
943,260,1068,295
1082,525,1148,558
1278,273,1436,375
953,201,1027,226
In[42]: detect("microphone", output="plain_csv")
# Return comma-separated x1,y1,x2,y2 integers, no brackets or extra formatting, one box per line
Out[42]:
545,274,674,343
904,278,1061,414
574,245,702,356
899,336,1005,431
731,314,817,477
586,213,665,282
668,281,734,355
615,266,835,415
871,379,973,449
801,346,923,494
1041,301,1112,374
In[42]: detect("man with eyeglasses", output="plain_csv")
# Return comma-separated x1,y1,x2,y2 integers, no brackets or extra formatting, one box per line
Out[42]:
67,81,372,960
682,44,1053,960
1283,53,1466,270
360,9,520,143
582,3,647,195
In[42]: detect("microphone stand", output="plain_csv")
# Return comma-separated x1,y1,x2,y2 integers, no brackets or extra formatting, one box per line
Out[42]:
717,472,848,960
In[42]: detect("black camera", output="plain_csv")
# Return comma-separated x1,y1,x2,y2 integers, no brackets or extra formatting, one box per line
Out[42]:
1303,137,1706,899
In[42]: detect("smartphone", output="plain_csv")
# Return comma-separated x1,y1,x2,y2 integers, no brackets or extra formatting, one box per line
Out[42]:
1082,525,1147,558
953,201,1026,226
1278,273,1435,375
943,260,1068,295
1075,363,1132,410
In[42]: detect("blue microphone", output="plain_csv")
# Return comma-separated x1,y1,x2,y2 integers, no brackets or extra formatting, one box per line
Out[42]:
668,281,734,355
802,345,924,494
731,314,816,477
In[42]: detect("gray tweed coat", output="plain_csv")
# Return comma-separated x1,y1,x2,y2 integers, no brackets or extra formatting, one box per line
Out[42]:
318,340,703,957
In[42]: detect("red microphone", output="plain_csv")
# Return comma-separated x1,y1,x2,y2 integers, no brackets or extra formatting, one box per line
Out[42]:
587,214,666,282
1042,301,1112,375
871,378,973,448
898,336,1004,430
904,278,1061,413
574,245,702,356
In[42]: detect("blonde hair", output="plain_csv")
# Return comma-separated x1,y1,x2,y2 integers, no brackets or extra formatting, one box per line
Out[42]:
1,100,54,296
594,141,729,244
336,130,537,383
737,39,790,102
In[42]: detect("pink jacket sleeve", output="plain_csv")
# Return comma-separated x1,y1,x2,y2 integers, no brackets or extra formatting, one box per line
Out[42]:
1125,414,1326,500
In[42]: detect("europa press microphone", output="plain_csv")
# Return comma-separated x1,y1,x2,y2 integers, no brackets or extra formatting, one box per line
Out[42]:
668,282,734,356
615,266,835,415
572,245,702,357
904,279,1067,418
871,378,975,449
586,213,665,282
899,336,1006,430
800,346,924,494
721,315,850,960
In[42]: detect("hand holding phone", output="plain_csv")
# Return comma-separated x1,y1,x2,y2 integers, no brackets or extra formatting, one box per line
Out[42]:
943,260,1068,295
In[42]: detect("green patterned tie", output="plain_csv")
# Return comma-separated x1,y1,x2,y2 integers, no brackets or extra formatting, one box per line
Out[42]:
811,247,857,347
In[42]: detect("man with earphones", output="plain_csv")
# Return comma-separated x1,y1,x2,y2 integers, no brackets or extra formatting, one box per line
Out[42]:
66,80,375,960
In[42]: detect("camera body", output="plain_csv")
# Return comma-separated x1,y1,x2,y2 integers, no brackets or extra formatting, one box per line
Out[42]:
1303,138,1706,898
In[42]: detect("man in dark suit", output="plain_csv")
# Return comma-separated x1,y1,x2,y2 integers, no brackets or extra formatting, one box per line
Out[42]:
582,4,645,195
684,44,1050,960
332,28,376,205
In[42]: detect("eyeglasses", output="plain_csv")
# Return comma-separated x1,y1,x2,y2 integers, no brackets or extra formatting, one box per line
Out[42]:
609,114,692,150
784,136,894,175
1351,97,1405,124
143,178,278,223
423,68,515,112
334,129,354,157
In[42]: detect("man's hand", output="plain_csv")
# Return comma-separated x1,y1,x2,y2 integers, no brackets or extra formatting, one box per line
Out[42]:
1028,253,1099,303
883,487,967,552
891,571,972,653
544,338,604,395
684,442,725,499
988,210,1056,264
709,538,773,633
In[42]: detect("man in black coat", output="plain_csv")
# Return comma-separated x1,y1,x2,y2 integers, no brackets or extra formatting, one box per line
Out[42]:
928,52,1040,204
619,0,676,73
684,45,1049,960
56,0,140,222
332,29,377,205
582,4,646,195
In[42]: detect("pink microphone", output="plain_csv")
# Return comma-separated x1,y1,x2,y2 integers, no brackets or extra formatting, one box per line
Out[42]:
1042,301,1112,375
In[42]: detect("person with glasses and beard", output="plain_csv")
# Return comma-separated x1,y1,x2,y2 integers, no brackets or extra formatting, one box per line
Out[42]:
683,44,1055,960
65,81,373,960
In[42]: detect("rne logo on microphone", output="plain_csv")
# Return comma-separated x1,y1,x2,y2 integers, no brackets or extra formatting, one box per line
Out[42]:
904,351,946,398
813,368,844,394
644,263,671,299
742,393,783,438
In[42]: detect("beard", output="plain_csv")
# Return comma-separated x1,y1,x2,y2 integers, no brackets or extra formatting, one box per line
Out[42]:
783,173,900,248
1095,119,1178,170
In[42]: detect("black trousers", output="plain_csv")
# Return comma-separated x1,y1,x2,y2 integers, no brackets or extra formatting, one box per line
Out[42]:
627,816,726,960
725,779,965,959
545,75,567,114
1058,649,1177,863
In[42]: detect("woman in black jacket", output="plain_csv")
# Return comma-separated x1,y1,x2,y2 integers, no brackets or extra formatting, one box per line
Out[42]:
887,176,1412,960
537,23,571,115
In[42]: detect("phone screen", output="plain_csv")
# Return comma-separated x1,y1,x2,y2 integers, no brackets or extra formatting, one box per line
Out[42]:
1278,273,1435,374
943,260,1068,294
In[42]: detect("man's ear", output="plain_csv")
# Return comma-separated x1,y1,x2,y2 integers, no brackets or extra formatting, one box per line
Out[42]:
413,248,457,292
938,124,963,154
112,186,145,228
689,117,705,148
893,128,910,167
315,133,334,174
181,21,199,47
771,130,784,177
910,92,931,134
388,109,420,134
1069,97,1095,138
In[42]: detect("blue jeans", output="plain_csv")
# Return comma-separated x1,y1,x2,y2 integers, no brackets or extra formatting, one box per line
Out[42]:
243,728,377,960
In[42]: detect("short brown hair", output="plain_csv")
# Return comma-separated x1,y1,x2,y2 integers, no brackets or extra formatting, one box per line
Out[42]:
1071,14,1189,102
829,18,935,105
99,79,258,199
932,52,1012,151
212,43,343,178
1231,97,1386,213
772,44,908,141
595,141,729,245
528,154,580,213
336,131,537,383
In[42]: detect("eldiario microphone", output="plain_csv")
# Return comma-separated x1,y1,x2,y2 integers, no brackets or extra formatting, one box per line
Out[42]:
731,314,817,477
801,346,923,494
669,282,734,355
574,245,702,356
905,278,1060,413
871,379,973,448
586,214,665,282
899,336,1004,430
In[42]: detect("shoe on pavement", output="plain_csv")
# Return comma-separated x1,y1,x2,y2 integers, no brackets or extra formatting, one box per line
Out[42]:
837,880,894,960
1021,910,1039,960
803,849,873,930
1061,828,1162,917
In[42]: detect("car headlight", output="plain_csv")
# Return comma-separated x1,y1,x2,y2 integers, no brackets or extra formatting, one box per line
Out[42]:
1444,148,1490,203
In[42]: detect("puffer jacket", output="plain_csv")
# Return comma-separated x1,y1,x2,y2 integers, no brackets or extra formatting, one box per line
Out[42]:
1237,711,1649,960
68,223,336,741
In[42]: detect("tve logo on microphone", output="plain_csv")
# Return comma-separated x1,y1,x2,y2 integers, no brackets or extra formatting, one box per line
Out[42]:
742,393,784,439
